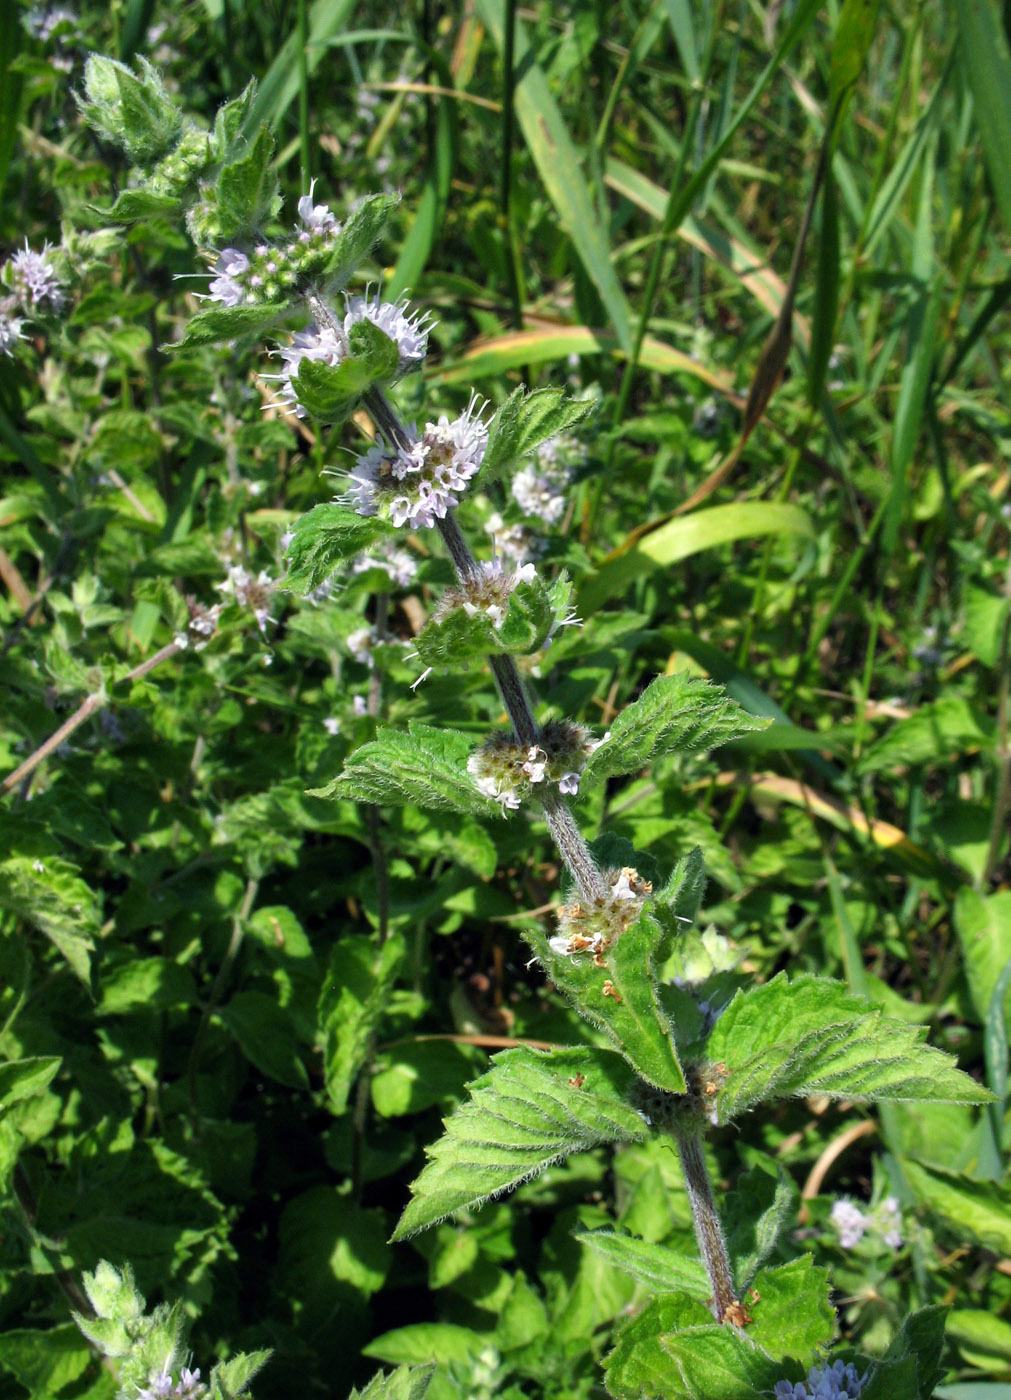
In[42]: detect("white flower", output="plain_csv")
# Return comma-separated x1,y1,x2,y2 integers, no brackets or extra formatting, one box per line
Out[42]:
344,292,431,375
352,544,418,588
521,747,547,783
6,241,65,312
0,307,25,356
352,695,368,716
875,1195,903,1248
558,771,580,795
323,717,341,735
297,179,340,234
830,1199,867,1249
207,247,249,306
270,323,346,416
511,463,567,525
347,626,374,665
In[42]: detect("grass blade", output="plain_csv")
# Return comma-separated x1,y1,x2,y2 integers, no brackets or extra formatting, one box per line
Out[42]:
949,0,1011,232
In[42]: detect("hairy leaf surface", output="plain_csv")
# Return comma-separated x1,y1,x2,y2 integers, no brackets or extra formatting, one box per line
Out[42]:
283,503,394,594
392,1046,647,1238
480,387,596,484
705,975,992,1122
581,675,769,788
312,724,490,815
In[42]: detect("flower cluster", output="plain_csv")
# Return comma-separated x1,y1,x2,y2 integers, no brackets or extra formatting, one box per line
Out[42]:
271,293,430,416
351,542,418,589
138,1367,206,1400
346,396,488,529
510,435,577,526
467,719,599,811
549,866,654,966
434,559,538,631
830,1196,903,1250
23,3,80,70
1,241,67,355
216,564,275,633
204,183,344,307
774,1360,868,1400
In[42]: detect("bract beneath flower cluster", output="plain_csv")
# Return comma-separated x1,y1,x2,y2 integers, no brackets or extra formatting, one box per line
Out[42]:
549,866,653,966
467,719,600,811
270,293,430,417
346,395,488,529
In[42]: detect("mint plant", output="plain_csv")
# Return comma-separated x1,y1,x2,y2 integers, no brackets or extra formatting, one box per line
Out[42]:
55,52,995,1400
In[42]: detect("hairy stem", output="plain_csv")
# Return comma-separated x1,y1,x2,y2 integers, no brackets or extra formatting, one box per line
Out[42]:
674,1124,736,1322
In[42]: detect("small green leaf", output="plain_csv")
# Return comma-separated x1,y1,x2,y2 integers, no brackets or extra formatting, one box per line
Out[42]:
0,853,98,984
953,887,1011,1025
348,318,400,380
414,574,566,667
178,301,292,348
746,1257,835,1361
210,1350,272,1400
581,675,770,788
0,1325,92,1396
857,695,995,774
0,1057,61,1112
479,387,596,485
102,187,181,222
724,1164,796,1292
98,957,195,1015
704,975,992,1123
215,124,278,241
215,990,309,1089
349,1364,435,1400
392,1046,647,1238
860,1306,947,1400
319,933,405,1114
364,1325,481,1367
313,724,492,816
291,354,373,421
573,1229,709,1298
283,502,394,595
903,1160,1011,1254
320,193,400,289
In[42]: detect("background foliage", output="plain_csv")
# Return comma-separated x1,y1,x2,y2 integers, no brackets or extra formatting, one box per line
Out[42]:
1,0,1009,1397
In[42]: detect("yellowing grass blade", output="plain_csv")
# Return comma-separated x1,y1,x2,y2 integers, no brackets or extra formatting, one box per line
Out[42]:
578,502,813,613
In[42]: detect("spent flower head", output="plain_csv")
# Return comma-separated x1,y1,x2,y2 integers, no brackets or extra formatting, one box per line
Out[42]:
468,719,598,812
549,866,654,966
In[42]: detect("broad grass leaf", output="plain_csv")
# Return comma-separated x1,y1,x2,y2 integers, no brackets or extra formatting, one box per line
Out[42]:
704,975,992,1123
857,695,996,774
953,888,1011,1025
392,1046,647,1238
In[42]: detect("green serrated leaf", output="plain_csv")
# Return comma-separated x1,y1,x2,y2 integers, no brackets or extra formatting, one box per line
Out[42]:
348,318,400,379
102,187,181,222
573,1229,709,1298
746,1257,835,1361
349,1364,435,1400
312,724,492,816
479,387,597,485
178,301,292,348
319,933,405,1114
903,1160,1011,1254
210,1349,271,1400
724,1164,795,1293
291,354,373,421
320,193,400,290
415,574,564,667
215,124,277,240
0,854,98,983
860,1306,946,1400
704,975,993,1123
581,675,770,788
392,1046,647,1238
0,1057,62,1112
283,502,394,594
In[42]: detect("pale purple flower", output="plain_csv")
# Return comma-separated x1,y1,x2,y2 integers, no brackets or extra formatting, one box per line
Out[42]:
345,395,488,529
559,771,580,795
774,1360,867,1400
6,241,66,312
207,248,249,306
830,1199,867,1249
323,717,341,736
875,1195,903,1248
271,323,345,416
